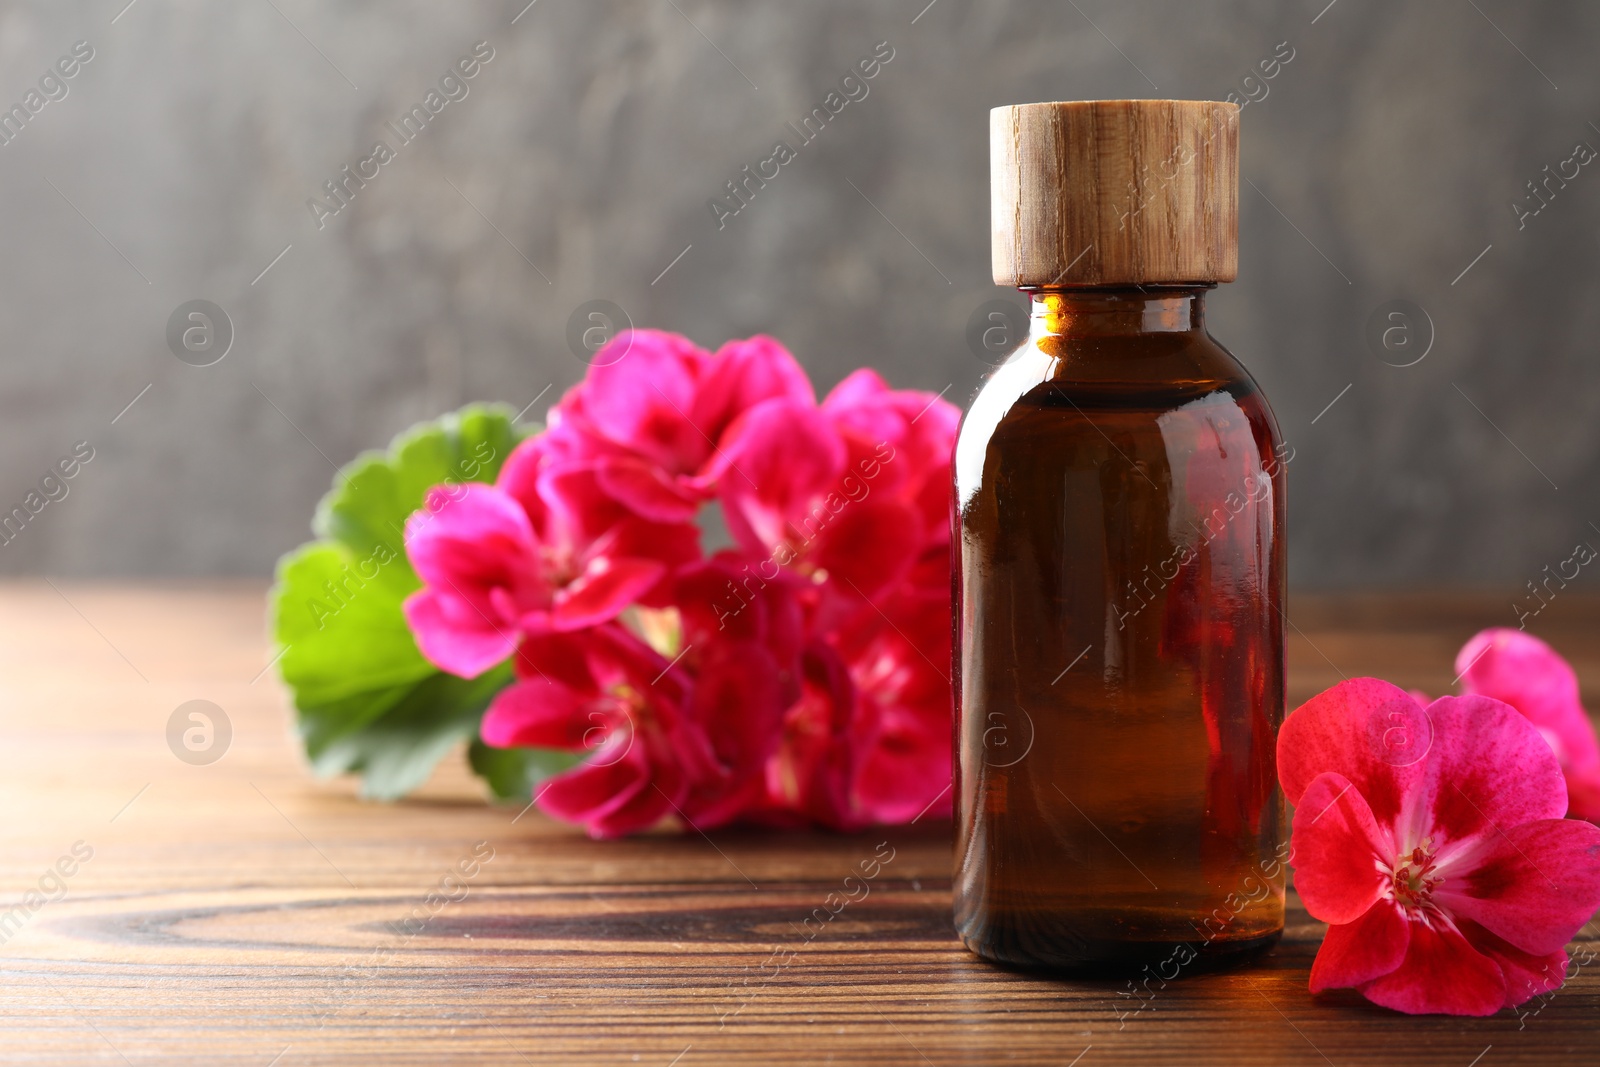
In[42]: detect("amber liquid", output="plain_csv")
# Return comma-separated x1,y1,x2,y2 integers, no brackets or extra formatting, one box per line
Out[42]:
953,288,1286,972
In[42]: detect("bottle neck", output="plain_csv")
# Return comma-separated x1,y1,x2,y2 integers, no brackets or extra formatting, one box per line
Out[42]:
1025,286,1211,337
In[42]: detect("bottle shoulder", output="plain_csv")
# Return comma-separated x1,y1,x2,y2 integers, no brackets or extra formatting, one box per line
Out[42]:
961,331,1276,432
955,330,1284,503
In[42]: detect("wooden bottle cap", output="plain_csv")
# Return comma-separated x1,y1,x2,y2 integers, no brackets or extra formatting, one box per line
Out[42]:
991,100,1239,287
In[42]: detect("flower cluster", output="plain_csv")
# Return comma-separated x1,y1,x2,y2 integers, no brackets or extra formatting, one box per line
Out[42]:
1282,630,1600,1016
401,331,957,837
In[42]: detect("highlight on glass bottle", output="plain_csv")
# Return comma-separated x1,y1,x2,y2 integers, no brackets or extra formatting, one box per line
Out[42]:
953,100,1287,972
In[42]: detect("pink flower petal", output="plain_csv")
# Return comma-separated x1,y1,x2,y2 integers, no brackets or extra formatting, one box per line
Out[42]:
494,435,551,523
480,677,594,749
1411,695,1567,851
531,462,631,547
681,642,788,828
587,515,701,584
1291,772,1395,924
763,644,862,831
693,335,815,448
575,730,697,840
405,484,540,591
838,591,952,825
821,371,904,476
714,398,847,553
670,554,807,673
1283,659,1600,1016
580,329,711,473
807,497,920,600
825,370,960,458
1570,775,1600,824
690,644,785,762
1457,629,1583,742
852,713,952,824
1458,628,1600,823
1435,817,1600,956
538,739,656,836
594,457,705,522
402,484,544,677
822,371,958,520
1357,918,1507,1016
511,630,601,688
1457,919,1571,1009
1277,678,1430,825
821,366,892,410
1278,683,1568,849
673,555,768,643
1309,900,1410,993
402,588,520,679
550,557,666,631
585,773,677,839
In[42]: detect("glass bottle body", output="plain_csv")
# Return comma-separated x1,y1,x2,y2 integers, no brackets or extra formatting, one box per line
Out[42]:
953,287,1287,972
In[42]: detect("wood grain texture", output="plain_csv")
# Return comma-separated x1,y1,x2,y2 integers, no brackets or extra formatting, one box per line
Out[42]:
2,583,1598,1065
990,100,1239,287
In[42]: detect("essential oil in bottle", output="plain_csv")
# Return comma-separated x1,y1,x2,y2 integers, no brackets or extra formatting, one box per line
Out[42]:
953,100,1287,972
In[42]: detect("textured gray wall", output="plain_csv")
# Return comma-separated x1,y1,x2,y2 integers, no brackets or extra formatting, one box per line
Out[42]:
0,0,1596,587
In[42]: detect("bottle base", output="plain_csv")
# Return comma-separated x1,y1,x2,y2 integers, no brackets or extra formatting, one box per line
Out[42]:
958,922,1282,978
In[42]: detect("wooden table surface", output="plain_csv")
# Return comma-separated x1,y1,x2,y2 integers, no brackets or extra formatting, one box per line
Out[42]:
2,584,1598,1066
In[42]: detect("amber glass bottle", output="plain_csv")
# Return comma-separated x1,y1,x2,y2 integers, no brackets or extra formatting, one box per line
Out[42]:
954,101,1286,972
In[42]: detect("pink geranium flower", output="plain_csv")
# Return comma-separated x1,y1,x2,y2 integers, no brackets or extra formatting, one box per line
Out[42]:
550,331,814,522
1456,628,1600,822
821,368,960,560
1280,678,1600,1015
480,553,818,838
403,440,697,678
714,372,955,613
481,626,718,838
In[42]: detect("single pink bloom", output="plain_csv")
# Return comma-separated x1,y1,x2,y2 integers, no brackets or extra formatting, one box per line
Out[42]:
711,397,848,551
696,335,817,444
403,443,697,677
821,368,960,550
713,384,953,607
495,435,700,590
481,554,817,837
579,330,711,470
481,626,719,839
1280,678,1600,1015
551,331,814,521
1456,628,1600,822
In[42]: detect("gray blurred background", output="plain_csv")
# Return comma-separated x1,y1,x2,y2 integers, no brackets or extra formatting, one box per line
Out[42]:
0,0,1595,588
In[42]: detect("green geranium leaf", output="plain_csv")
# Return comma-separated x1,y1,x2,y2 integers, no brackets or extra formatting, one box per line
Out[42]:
269,403,563,801
313,404,526,561
308,664,516,800
468,739,586,803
